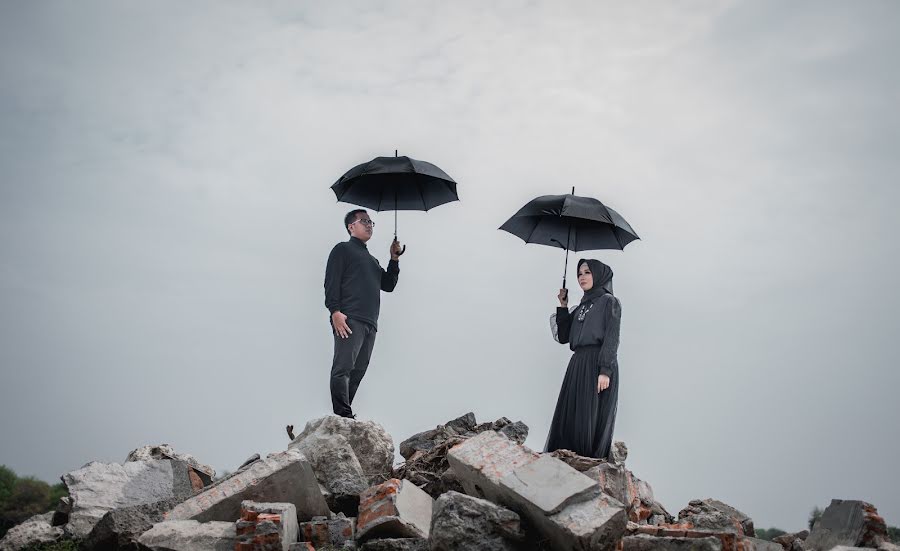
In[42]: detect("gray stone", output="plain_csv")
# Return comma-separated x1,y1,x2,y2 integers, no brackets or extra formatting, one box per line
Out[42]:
498,421,529,445
166,449,328,524
393,414,529,499
357,479,433,541
610,441,628,465
499,455,599,515
583,463,659,523
0,513,64,551
289,426,368,515
677,499,755,536
448,430,626,551
430,491,523,551
621,534,722,550
400,413,477,460
360,538,429,551
289,415,394,486
806,499,890,550
84,497,180,550
742,537,784,550
236,501,299,551
62,458,196,539
136,520,237,551
773,530,808,548
126,444,215,486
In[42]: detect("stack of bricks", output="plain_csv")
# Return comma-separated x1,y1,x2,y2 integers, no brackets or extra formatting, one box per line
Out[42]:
235,501,298,551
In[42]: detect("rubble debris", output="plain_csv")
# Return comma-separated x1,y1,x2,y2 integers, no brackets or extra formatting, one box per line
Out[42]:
677,499,756,536
0,513,64,551
805,499,890,550
393,413,529,499
359,538,428,551
448,430,626,551
583,462,663,524
235,501,299,551
84,497,180,550
772,529,808,550
298,513,355,547
61,458,196,539
137,519,237,550
429,490,524,551
621,533,723,550
289,415,394,515
166,449,328,524
356,478,433,541
126,443,216,487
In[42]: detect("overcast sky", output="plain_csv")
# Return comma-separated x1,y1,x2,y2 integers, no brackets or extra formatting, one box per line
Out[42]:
2,0,899,532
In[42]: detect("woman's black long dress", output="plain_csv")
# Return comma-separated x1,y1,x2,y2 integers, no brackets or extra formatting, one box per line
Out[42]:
544,293,622,459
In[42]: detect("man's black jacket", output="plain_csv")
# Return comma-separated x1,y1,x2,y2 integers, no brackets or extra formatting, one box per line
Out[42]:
324,236,399,329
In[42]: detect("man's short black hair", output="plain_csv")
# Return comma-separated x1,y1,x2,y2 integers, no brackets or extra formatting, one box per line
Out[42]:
344,209,368,234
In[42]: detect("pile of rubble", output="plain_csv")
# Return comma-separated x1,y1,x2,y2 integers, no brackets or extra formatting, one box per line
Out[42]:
1,413,897,551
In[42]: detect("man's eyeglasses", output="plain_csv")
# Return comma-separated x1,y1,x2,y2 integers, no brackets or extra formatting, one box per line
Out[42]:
351,219,375,227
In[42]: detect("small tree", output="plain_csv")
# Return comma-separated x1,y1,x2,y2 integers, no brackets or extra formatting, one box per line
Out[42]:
809,506,824,531
888,525,900,543
0,465,16,506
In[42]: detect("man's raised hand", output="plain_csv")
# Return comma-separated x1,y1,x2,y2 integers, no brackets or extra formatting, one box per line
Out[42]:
332,311,352,339
391,238,405,259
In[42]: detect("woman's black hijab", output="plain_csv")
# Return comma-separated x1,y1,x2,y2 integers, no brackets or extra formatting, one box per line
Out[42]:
577,258,613,304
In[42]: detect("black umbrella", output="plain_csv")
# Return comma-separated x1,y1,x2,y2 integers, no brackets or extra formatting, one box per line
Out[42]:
499,188,639,288
331,151,459,248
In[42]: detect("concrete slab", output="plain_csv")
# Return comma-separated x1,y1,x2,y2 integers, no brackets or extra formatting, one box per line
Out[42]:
166,449,328,524
500,455,599,514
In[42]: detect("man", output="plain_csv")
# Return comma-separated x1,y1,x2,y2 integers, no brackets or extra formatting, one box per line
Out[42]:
324,209,402,418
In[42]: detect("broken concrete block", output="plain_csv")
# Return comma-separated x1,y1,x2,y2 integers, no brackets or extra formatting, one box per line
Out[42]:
677,499,755,536
805,499,890,550
235,501,299,551
584,462,657,523
610,441,628,465
166,449,328,524
448,430,626,551
0,513,64,551
621,534,723,550
61,459,196,539
137,520,237,551
290,426,369,515
126,443,216,487
84,497,180,550
359,538,428,551
430,490,523,551
356,478,433,541
290,415,395,486
500,455,599,515
298,513,355,547
740,537,784,550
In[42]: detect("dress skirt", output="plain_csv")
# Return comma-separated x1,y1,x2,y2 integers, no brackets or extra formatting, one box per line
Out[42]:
544,344,619,459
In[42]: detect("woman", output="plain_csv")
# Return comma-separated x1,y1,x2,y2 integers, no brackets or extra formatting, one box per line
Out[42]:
545,258,621,459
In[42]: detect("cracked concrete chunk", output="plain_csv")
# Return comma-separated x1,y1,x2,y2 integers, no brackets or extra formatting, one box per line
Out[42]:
500,455,599,514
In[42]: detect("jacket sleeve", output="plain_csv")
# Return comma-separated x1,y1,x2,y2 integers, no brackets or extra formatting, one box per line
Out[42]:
380,259,400,292
554,307,572,344
598,297,621,378
324,246,344,313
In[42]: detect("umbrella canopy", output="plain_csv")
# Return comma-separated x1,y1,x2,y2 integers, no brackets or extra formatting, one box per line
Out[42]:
331,155,458,213
499,192,640,287
500,193,639,251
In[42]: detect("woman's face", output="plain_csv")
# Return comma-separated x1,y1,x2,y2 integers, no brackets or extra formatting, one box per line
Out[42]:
577,263,593,291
